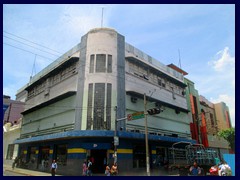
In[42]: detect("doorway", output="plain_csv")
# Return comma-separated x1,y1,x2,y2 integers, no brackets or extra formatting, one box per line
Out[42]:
90,149,107,174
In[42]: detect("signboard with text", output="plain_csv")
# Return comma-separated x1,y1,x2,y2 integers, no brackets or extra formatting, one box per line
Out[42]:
127,111,144,121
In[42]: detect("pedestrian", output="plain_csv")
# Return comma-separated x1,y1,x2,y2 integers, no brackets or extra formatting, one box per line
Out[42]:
50,160,57,176
87,159,93,176
218,161,232,176
105,163,111,176
82,160,87,176
41,159,45,171
189,161,201,176
110,162,118,176
12,156,18,170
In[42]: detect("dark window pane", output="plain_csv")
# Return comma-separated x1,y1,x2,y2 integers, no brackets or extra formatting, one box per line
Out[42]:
96,54,106,73
94,83,105,129
106,83,112,130
89,55,94,73
107,55,112,73
55,144,67,166
87,84,93,129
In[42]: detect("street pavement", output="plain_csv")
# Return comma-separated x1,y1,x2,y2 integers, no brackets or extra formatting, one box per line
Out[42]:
3,163,179,176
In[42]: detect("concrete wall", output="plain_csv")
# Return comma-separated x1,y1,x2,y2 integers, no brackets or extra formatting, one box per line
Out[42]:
21,95,76,138
3,124,20,160
126,94,191,138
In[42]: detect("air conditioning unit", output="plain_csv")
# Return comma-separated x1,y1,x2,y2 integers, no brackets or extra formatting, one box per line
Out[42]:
131,97,137,103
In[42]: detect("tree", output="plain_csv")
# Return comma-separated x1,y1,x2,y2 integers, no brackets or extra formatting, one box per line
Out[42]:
218,128,235,152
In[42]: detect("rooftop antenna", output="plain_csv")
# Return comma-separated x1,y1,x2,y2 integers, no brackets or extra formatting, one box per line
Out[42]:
178,49,182,69
30,54,37,82
101,6,104,28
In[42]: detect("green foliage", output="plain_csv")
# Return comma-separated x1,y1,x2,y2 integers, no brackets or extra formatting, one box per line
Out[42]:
217,128,235,151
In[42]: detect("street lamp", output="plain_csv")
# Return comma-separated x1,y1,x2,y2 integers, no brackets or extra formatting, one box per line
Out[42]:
144,93,150,176
114,106,118,164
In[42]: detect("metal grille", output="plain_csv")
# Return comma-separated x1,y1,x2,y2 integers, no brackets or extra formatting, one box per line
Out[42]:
93,83,105,130
107,55,112,73
106,83,112,130
96,54,106,73
89,55,94,73
87,84,93,129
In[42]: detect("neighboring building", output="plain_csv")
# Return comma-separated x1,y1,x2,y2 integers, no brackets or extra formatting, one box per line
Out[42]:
3,121,21,161
214,102,232,131
199,95,218,135
199,95,230,155
3,95,24,164
3,95,25,125
183,78,204,145
14,28,195,175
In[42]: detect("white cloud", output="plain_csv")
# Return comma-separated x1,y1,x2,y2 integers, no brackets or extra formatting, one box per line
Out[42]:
194,47,235,127
208,47,235,72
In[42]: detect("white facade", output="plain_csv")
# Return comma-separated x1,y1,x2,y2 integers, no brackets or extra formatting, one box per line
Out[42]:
17,28,191,140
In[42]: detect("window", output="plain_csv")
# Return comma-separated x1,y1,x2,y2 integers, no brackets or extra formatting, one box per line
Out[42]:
96,54,106,72
28,89,35,99
106,84,112,130
94,83,105,130
87,84,93,130
54,144,67,166
52,74,60,85
171,87,176,99
28,147,37,164
6,144,14,159
89,55,94,73
210,113,214,127
161,79,166,88
107,55,112,73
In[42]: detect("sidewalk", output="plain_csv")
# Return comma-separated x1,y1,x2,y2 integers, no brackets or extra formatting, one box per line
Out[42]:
3,164,61,176
3,163,179,176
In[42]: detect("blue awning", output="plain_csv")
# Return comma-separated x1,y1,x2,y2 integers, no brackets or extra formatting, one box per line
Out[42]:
13,130,196,145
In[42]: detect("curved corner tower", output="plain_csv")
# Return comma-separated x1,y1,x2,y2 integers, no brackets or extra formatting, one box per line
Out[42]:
75,28,126,131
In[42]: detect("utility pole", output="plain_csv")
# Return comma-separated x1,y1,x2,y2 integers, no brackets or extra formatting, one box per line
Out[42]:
114,106,118,164
144,93,150,176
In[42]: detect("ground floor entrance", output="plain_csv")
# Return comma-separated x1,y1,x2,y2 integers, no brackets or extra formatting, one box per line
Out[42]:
90,149,107,174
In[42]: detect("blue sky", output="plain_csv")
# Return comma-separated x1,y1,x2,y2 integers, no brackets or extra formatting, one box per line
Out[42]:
3,4,235,126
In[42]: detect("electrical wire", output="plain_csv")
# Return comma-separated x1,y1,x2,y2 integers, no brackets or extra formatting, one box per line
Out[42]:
3,42,54,61
4,35,60,57
3,30,62,55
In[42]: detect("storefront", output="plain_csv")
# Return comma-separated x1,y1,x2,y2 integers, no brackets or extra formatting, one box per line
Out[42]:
14,130,195,175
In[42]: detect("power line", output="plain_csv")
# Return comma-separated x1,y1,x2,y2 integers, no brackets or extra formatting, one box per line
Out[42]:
3,42,54,61
3,30,62,55
4,35,60,57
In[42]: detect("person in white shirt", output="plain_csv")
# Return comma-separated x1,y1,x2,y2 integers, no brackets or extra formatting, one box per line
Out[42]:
218,161,232,176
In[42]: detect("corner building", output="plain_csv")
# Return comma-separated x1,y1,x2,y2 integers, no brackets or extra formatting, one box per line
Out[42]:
15,28,195,175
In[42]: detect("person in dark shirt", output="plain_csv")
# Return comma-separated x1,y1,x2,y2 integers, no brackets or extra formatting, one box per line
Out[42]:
87,159,93,176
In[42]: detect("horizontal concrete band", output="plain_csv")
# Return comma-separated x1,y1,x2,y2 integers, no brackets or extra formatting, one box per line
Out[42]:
14,130,196,144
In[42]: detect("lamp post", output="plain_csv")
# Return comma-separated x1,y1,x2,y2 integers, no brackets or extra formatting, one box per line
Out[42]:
144,93,150,176
114,106,118,164
114,106,127,164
